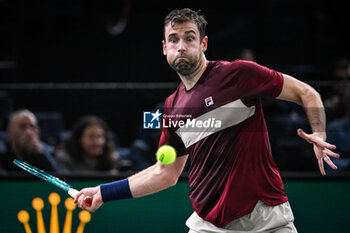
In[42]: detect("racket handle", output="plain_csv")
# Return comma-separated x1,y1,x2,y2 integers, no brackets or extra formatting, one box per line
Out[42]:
83,196,93,207
68,188,93,207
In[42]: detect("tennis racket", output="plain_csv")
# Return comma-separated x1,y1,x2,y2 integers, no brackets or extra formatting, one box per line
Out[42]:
13,159,92,207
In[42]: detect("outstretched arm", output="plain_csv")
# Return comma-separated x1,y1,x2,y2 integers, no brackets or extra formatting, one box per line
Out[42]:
277,74,340,175
75,155,188,211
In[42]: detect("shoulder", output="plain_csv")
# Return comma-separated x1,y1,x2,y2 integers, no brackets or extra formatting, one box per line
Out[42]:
229,60,281,85
213,59,259,68
40,141,54,154
231,60,271,73
55,148,70,160
209,60,266,76
54,148,75,172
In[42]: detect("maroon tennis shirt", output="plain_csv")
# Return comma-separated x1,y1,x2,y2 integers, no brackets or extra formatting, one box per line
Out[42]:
159,60,288,227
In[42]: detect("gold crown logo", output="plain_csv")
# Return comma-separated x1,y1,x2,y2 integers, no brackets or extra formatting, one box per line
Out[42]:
17,192,91,233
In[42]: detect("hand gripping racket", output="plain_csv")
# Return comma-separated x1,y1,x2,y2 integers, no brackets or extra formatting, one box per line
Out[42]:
13,159,92,207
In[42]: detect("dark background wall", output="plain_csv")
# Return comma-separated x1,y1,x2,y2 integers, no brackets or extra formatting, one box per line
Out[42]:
0,0,349,150
1,0,349,83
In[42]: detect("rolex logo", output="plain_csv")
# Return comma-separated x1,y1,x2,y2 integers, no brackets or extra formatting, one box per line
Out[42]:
17,192,91,233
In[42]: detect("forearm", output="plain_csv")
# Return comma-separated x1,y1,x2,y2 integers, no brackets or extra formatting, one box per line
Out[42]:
278,74,327,139
300,86,326,138
128,162,178,198
100,155,187,202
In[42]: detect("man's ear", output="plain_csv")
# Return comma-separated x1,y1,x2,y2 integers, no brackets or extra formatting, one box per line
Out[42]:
162,40,167,56
202,36,208,52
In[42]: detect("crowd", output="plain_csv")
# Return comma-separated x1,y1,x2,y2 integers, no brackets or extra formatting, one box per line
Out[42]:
0,110,122,174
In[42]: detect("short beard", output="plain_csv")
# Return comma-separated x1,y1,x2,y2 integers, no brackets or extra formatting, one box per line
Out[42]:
170,59,197,76
12,135,43,161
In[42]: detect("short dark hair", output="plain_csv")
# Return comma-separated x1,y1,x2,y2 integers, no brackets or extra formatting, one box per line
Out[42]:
164,8,207,40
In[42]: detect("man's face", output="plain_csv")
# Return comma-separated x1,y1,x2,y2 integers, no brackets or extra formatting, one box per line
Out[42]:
7,113,40,151
163,21,207,76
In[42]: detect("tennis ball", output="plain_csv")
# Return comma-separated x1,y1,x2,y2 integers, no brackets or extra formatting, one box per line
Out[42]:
156,145,177,165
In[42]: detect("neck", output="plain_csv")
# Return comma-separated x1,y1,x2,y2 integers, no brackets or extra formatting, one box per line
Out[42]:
178,55,208,90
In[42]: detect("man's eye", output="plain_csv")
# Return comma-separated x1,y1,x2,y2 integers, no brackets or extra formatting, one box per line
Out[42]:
188,37,194,41
170,38,177,43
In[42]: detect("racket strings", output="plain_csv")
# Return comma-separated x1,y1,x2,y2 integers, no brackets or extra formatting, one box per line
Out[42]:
13,160,71,191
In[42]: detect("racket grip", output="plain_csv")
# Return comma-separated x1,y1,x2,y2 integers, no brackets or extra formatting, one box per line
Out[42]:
68,188,93,207
83,196,93,207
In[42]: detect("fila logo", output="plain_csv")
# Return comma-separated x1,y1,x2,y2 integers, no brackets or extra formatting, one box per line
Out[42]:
205,96,214,107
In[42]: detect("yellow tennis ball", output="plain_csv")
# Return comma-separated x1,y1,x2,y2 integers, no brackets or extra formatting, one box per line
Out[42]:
156,145,176,164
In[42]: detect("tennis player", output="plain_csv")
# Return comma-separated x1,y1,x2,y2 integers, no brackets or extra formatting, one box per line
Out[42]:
75,8,339,232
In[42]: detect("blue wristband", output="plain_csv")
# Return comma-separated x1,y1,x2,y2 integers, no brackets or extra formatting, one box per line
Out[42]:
100,178,132,202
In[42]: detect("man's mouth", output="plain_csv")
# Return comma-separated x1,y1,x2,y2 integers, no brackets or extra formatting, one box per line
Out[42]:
176,56,188,64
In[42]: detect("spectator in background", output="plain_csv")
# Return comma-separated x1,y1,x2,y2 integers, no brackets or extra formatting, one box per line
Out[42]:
55,115,120,174
0,109,57,173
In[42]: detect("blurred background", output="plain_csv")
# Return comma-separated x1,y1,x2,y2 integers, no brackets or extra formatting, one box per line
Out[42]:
0,0,349,83
0,0,349,172
1,0,349,172
0,0,349,232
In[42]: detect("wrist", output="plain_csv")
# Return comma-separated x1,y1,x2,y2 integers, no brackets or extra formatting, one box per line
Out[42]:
100,179,132,202
313,131,326,140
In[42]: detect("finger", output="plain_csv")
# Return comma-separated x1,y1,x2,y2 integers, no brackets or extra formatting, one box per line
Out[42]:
77,194,86,209
74,191,84,204
318,159,326,176
297,129,309,141
297,129,313,144
323,156,338,170
322,148,340,158
315,140,336,150
76,195,82,208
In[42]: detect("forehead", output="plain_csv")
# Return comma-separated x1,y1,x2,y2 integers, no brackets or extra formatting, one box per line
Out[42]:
83,124,104,134
164,21,199,37
12,113,37,125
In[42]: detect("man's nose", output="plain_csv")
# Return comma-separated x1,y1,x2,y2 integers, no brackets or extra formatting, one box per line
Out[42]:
24,126,37,135
178,39,186,52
